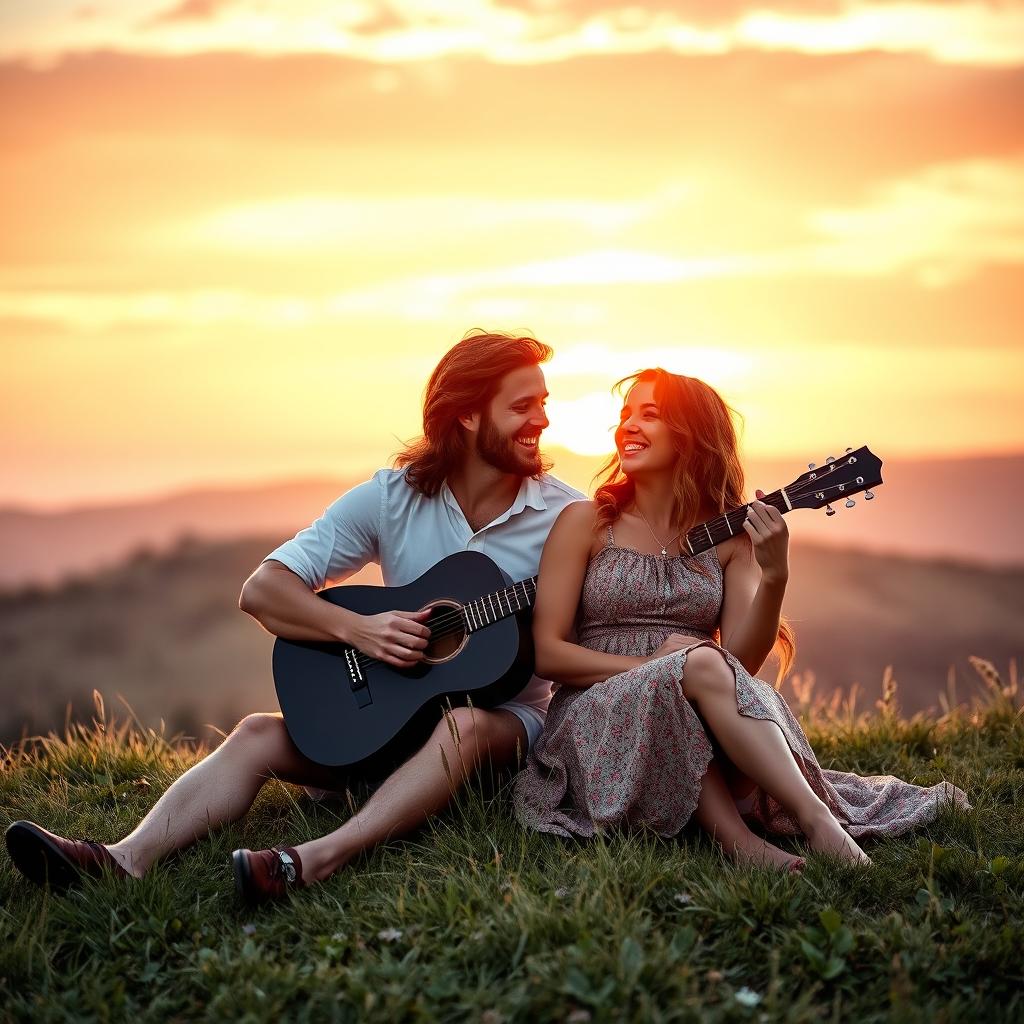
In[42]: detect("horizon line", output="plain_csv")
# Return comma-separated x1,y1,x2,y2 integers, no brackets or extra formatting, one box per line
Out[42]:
3,445,1024,516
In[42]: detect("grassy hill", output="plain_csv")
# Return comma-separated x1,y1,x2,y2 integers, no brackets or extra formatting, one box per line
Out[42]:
0,535,1020,746
1,678,1021,1022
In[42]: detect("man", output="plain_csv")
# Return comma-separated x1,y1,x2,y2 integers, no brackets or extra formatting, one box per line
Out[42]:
6,331,584,903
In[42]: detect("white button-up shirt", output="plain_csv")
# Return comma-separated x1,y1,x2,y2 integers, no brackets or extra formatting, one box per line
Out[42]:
263,467,585,711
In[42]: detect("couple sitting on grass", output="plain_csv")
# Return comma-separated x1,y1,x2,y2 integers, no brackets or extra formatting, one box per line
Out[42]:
6,331,967,903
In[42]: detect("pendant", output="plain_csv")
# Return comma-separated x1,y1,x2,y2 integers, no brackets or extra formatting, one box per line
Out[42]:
661,547,667,556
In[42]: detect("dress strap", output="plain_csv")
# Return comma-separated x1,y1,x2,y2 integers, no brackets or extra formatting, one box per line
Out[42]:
606,524,615,546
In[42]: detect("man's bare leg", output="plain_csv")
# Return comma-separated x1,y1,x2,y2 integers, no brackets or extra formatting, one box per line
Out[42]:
294,706,526,884
105,713,344,878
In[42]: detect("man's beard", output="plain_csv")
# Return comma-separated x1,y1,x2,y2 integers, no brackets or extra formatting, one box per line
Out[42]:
477,410,543,477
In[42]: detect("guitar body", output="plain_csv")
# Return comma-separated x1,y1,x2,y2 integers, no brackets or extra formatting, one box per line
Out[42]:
273,551,535,778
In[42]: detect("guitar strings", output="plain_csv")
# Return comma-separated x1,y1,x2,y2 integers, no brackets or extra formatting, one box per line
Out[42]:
347,469,873,671
348,581,539,670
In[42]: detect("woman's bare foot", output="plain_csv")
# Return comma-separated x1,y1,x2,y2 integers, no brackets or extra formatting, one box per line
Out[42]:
802,808,872,866
727,836,805,874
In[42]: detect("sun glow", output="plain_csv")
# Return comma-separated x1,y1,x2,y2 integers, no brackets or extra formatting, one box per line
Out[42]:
543,391,622,457
543,345,755,455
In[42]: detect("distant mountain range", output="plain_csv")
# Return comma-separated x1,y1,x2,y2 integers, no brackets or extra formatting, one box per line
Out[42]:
1,449,1021,588
0,533,1019,746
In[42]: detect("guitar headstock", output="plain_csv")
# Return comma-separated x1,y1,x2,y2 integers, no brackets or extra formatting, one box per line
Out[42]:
785,446,883,515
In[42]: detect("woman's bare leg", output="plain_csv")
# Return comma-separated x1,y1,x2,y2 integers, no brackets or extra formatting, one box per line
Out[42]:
695,759,803,872
682,648,871,865
106,713,340,877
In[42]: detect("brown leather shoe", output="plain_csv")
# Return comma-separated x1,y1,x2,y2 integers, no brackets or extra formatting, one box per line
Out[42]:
232,846,305,904
5,820,130,893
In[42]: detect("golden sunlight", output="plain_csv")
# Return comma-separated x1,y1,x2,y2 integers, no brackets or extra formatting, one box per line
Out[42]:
543,345,756,455
543,391,621,457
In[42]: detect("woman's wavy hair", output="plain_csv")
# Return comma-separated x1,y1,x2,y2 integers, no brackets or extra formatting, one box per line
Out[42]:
394,330,552,497
593,368,795,682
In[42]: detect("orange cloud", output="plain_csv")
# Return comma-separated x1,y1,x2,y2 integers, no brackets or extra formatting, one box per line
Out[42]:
3,2,1023,67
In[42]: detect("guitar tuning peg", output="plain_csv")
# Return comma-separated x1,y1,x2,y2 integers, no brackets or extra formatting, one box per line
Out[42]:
845,498,855,508
865,490,875,500
825,504,836,516
825,455,836,464
808,462,816,470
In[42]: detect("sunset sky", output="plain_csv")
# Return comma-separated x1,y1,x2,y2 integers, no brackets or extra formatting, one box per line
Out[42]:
2,1,1022,508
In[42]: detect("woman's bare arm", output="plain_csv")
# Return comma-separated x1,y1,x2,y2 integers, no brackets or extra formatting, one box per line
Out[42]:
718,498,789,676
532,502,650,687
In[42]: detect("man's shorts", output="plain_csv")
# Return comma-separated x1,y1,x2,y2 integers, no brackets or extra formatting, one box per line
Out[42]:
497,699,546,754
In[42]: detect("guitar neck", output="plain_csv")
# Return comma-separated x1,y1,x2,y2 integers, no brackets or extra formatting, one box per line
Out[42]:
462,575,538,633
683,490,790,557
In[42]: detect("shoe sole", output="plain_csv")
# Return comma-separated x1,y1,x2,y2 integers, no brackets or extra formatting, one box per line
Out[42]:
5,820,82,893
232,849,256,905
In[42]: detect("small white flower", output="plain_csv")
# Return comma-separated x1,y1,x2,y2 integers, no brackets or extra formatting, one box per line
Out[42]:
241,923,257,936
673,892,693,905
554,886,570,899
377,927,403,942
735,987,762,1007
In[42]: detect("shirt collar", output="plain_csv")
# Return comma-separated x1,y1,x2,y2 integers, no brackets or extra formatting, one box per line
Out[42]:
522,475,548,512
440,475,547,530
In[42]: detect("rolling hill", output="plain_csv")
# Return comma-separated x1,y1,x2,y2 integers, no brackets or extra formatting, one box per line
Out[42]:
0,533,1019,747
1,450,1022,589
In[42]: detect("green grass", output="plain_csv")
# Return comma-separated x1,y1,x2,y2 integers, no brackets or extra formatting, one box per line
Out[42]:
1,664,1022,1024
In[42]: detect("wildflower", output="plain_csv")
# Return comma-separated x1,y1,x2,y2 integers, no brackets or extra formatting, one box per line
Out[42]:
735,987,762,1007
673,892,693,905
377,927,403,942
554,886,570,899
241,923,257,936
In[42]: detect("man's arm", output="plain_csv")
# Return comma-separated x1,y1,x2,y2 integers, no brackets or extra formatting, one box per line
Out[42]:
239,558,355,641
240,559,432,668
238,477,431,668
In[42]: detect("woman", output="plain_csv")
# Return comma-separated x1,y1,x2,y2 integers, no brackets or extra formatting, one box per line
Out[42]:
513,369,967,870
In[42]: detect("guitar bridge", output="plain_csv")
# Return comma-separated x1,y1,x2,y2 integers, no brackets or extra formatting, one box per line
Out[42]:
344,648,372,708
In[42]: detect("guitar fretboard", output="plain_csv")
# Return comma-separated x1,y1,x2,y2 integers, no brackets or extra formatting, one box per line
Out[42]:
462,576,538,633
684,490,790,557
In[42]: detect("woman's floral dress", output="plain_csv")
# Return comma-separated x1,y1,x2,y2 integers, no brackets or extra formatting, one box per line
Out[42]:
513,529,968,839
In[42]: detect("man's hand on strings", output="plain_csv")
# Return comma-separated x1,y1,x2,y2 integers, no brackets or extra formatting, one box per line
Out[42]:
350,609,432,668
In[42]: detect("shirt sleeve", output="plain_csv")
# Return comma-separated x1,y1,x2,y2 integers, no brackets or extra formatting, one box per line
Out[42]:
261,476,382,590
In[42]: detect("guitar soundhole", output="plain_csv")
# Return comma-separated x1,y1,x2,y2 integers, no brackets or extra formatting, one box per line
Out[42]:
421,599,468,665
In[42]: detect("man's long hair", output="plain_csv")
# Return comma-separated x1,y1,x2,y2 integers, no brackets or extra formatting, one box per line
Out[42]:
593,368,796,682
394,330,553,497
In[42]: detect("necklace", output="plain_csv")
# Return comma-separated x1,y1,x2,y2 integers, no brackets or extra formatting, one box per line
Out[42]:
634,504,681,557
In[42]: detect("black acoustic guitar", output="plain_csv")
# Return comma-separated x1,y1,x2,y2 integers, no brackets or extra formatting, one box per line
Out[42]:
274,446,883,774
